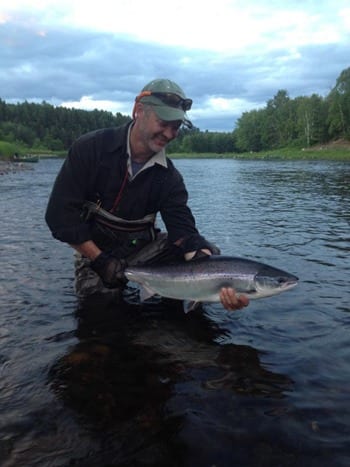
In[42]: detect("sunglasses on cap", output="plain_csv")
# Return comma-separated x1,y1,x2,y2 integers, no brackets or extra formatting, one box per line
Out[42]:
136,91,193,111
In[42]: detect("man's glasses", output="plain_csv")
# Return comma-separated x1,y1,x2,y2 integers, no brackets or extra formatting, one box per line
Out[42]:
136,91,192,111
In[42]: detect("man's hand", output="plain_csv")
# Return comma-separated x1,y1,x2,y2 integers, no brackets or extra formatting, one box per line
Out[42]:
186,248,249,312
184,248,212,261
219,287,249,311
90,251,127,288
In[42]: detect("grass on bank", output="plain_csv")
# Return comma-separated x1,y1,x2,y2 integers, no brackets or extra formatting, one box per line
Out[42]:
0,141,19,159
1,140,349,161
170,146,350,161
0,140,65,160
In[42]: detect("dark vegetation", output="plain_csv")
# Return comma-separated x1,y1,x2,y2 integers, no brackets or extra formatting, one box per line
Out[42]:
1,67,350,158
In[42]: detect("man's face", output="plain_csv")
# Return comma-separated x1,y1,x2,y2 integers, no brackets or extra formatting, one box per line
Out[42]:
137,106,182,153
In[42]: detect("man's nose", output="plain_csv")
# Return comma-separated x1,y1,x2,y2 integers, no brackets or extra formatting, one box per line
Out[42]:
162,124,179,140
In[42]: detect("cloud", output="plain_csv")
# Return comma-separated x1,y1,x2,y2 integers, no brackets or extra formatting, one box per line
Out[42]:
1,0,350,131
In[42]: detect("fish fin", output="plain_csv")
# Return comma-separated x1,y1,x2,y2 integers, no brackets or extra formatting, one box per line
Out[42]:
183,300,201,314
139,285,156,302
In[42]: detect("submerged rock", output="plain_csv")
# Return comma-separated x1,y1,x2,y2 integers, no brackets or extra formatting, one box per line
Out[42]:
0,160,34,174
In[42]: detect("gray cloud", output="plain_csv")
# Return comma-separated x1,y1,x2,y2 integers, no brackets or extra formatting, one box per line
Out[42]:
1,21,349,131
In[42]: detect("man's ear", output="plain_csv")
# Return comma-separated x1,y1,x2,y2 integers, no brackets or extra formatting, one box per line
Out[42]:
133,101,144,119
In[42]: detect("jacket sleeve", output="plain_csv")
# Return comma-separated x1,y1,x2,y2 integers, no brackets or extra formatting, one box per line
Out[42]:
159,166,213,254
45,134,98,244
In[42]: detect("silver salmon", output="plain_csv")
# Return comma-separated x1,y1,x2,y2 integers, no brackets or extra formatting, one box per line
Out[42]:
125,255,299,311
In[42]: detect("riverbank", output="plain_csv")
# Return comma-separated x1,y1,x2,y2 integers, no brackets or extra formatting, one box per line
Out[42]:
170,142,350,161
1,140,350,163
169,139,350,160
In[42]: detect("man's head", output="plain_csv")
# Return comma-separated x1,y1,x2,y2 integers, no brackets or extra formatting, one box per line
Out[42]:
134,78,193,129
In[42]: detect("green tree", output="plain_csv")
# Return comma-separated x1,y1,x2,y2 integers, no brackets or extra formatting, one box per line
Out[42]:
234,109,265,152
327,67,350,139
295,94,328,147
262,90,297,148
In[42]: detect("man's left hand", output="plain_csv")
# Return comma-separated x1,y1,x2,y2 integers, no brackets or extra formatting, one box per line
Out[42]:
187,248,250,311
219,287,249,311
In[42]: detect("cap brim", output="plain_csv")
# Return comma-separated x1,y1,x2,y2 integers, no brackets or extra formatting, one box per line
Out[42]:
153,105,186,122
140,95,189,124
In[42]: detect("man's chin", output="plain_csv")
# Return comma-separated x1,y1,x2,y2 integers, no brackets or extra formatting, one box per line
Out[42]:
151,140,167,152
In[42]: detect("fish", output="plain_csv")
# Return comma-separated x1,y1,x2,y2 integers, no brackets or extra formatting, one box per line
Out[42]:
125,255,299,312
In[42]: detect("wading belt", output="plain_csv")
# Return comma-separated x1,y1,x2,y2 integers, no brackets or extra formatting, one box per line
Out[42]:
82,201,157,237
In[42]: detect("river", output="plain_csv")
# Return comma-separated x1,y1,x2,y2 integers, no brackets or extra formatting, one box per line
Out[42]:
0,158,349,466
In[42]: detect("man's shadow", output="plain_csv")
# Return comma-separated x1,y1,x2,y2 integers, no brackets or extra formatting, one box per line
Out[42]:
49,293,294,466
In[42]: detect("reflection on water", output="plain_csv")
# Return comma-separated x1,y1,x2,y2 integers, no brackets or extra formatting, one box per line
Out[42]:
1,159,350,466
48,298,293,466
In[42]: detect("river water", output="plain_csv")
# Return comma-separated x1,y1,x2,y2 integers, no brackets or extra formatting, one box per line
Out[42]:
0,158,349,467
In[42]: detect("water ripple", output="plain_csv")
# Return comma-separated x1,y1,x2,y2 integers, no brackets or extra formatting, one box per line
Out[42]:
1,159,350,467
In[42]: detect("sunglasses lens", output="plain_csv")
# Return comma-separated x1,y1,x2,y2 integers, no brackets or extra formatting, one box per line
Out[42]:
183,99,192,111
153,93,192,111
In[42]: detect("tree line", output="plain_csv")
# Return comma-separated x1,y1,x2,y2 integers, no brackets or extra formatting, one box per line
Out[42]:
0,100,131,152
1,67,349,155
232,67,350,152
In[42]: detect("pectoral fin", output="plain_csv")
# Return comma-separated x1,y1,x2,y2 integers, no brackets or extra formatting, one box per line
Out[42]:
183,300,201,314
139,285,157,302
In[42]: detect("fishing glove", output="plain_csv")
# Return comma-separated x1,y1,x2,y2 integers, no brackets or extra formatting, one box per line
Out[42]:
191,242,221,260
191,249,211,260
90,251,127,289
206,241,221,255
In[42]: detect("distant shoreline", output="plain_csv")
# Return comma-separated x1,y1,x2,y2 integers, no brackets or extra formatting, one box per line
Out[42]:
170,148,350,161
1,142,349,166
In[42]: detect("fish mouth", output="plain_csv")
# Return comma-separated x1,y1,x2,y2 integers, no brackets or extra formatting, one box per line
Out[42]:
281,274,299,288
281,279,298,290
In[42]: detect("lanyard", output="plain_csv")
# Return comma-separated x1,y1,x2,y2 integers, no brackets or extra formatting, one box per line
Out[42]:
110,168,129,213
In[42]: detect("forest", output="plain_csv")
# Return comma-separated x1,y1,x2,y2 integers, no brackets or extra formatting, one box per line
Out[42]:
0,67,349,156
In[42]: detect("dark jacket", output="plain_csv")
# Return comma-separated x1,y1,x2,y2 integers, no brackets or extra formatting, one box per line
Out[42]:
45,123,209,254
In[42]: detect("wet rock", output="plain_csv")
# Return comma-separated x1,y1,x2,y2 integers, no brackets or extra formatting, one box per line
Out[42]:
0,161,34,174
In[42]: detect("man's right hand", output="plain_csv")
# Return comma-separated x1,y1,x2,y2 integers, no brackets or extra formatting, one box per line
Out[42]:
90,251,127,288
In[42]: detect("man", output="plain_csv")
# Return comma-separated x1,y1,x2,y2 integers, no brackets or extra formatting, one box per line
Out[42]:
45,78,249,311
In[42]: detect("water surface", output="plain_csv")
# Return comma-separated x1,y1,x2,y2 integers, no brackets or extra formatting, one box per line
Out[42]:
0,158,349,466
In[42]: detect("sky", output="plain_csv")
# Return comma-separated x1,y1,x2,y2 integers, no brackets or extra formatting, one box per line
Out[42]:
1,0,349,132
